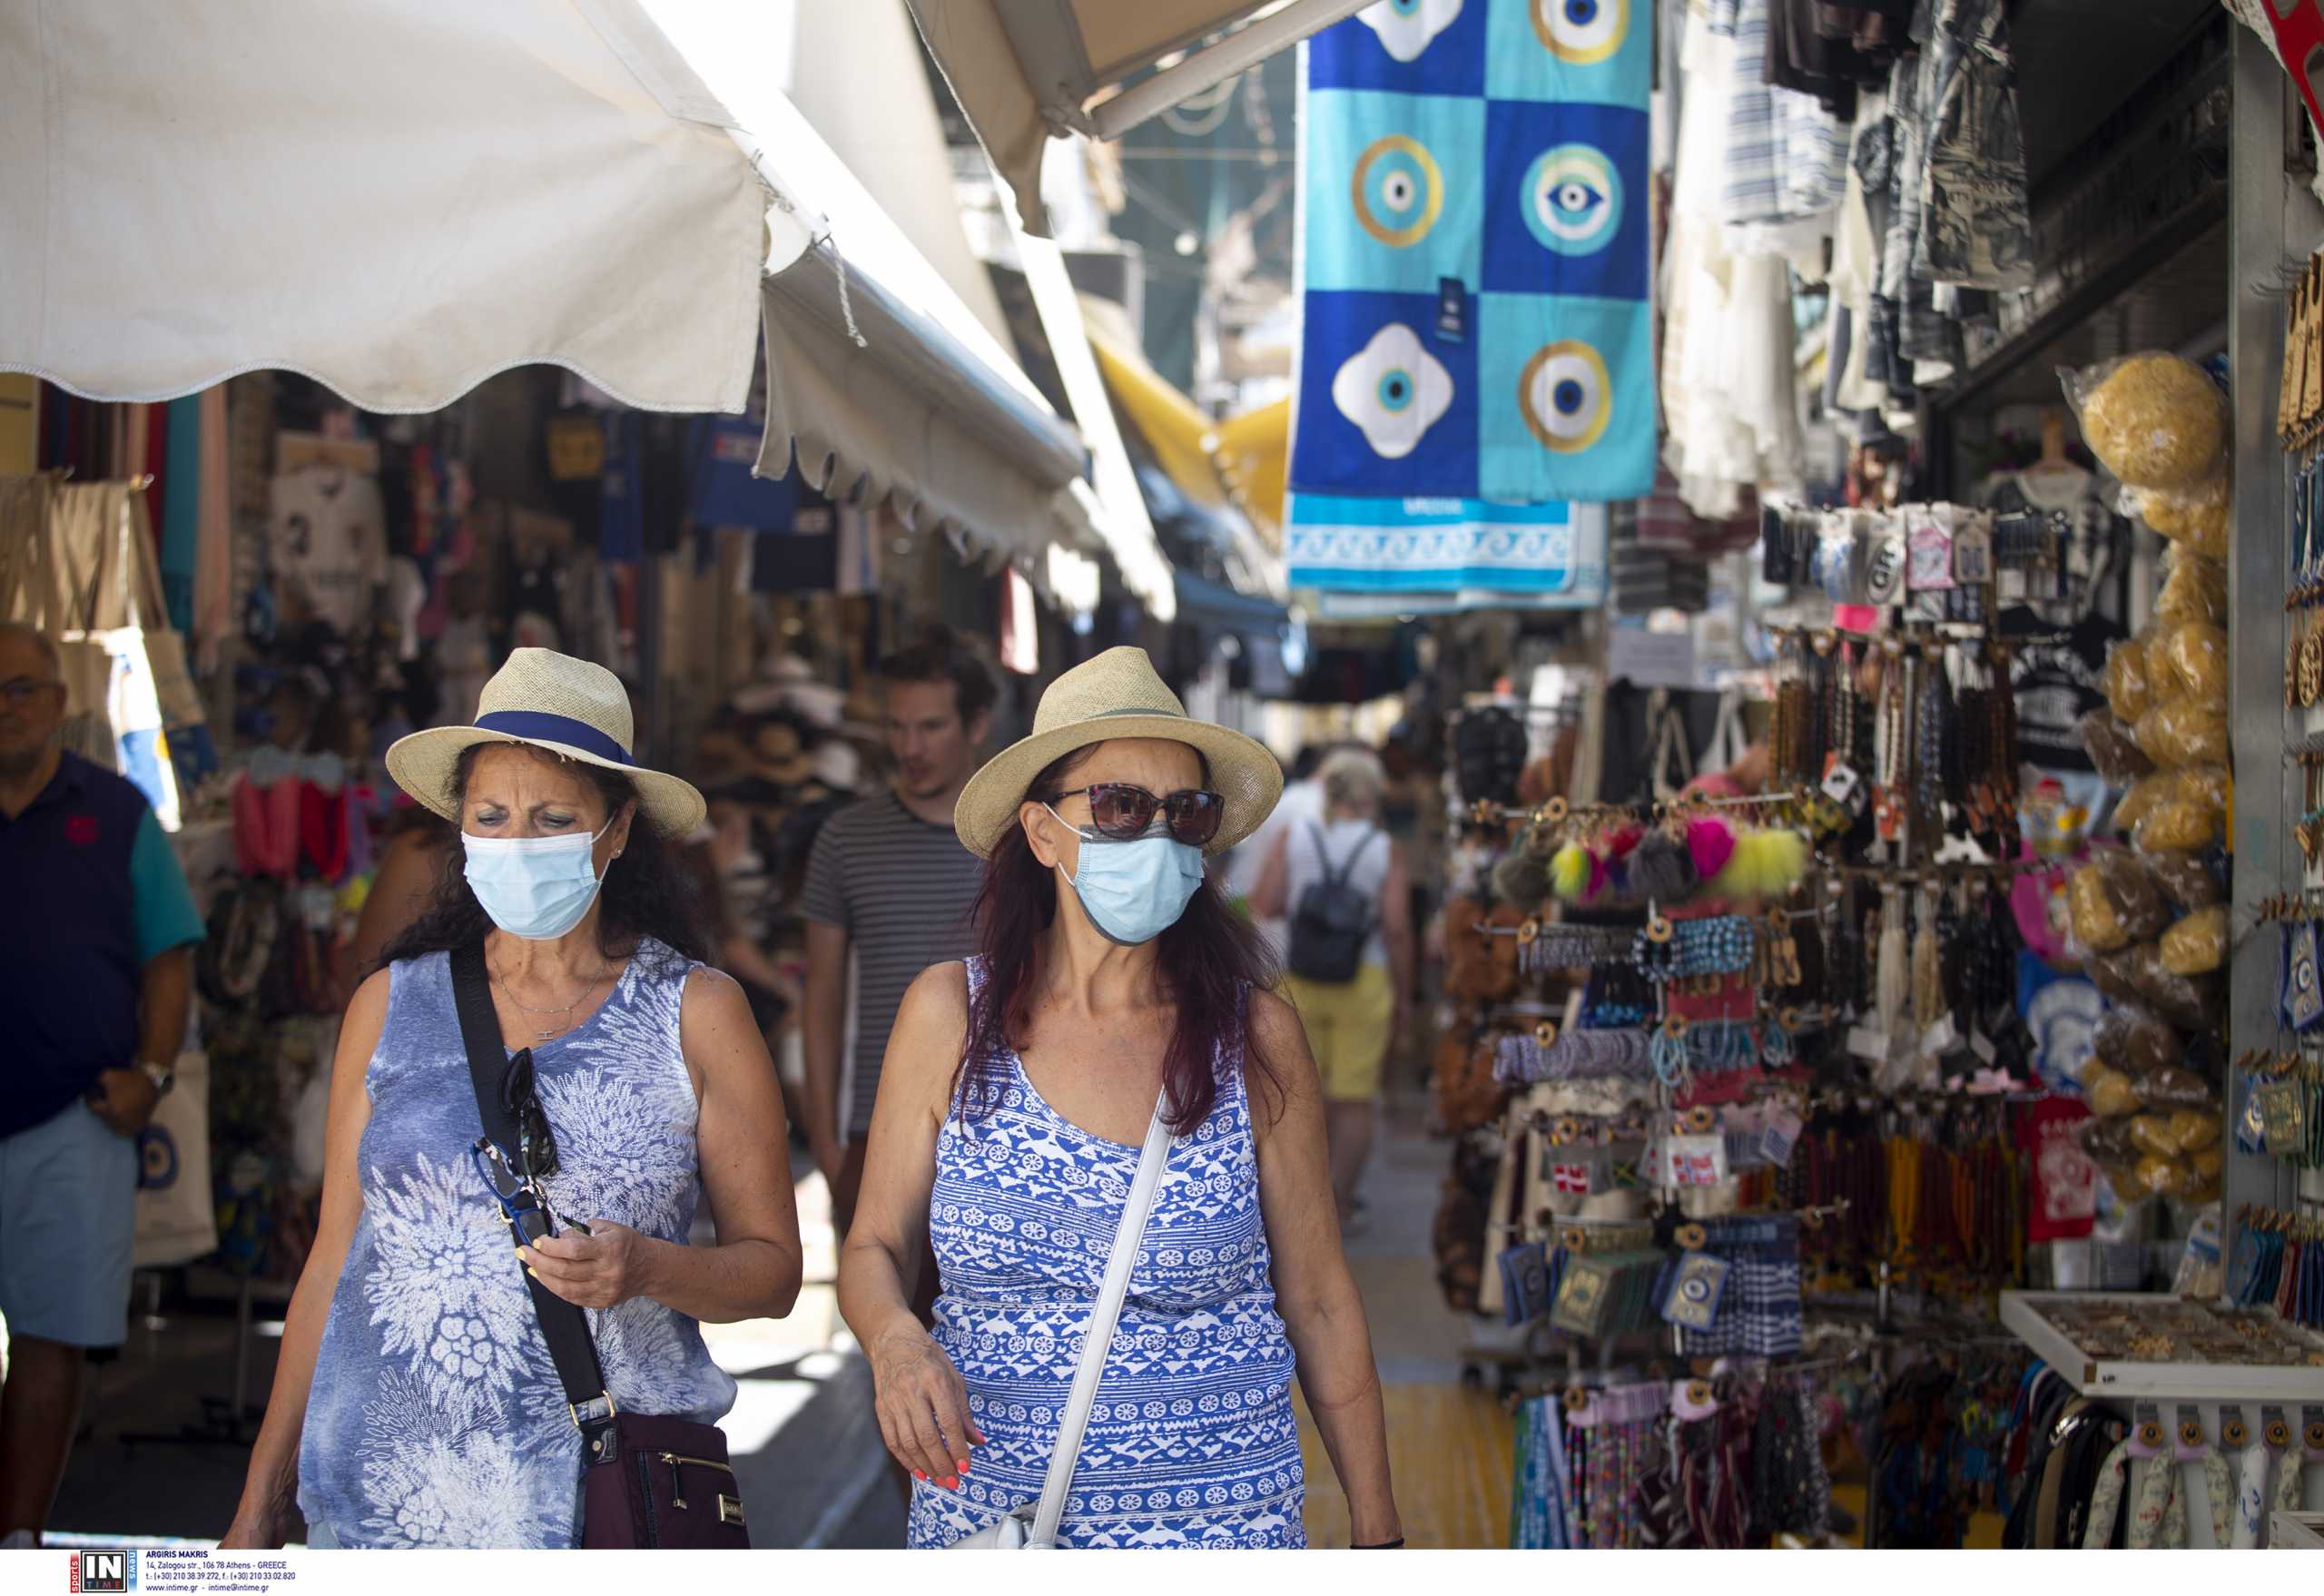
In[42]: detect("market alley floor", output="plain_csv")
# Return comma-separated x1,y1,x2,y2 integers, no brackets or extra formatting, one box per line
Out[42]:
1295,1093,1515,1549
44,1104,1502,1550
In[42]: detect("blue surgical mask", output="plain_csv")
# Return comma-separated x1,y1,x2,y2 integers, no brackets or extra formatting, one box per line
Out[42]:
1048,805,1204,946
463,821,615,941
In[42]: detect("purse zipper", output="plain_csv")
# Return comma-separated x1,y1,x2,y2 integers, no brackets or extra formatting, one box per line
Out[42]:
633,1452,661,1546
658,1451,736,1512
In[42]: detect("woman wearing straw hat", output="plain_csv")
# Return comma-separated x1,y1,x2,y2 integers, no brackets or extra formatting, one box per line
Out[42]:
222,649,802,1550
838,647,1400,1550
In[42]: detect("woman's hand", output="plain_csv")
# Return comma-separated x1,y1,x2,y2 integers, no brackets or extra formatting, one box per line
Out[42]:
868,1319,984,1489
521,1221,652,1312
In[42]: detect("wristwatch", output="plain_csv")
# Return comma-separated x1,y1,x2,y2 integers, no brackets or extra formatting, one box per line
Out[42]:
138,1060,175,1098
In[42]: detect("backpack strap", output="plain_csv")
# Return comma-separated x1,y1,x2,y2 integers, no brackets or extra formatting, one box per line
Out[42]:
1311,822,1384,892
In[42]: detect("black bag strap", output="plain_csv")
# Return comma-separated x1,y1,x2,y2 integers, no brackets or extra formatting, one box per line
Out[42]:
449,942,620,1463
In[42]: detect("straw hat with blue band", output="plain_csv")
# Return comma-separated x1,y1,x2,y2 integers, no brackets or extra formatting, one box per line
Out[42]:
953,646,1282,859
385,647,706,836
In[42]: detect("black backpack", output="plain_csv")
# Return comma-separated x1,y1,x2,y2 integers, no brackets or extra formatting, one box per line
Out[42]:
1287,824,1382,984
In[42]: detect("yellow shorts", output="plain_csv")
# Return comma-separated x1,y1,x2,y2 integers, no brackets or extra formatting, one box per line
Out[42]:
1283,964,1394,1102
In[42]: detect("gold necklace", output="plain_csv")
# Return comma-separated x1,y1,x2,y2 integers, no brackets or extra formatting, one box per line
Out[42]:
490,959,614,1041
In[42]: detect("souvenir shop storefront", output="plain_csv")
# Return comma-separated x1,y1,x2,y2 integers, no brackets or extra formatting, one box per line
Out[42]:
1342,0,2324,1553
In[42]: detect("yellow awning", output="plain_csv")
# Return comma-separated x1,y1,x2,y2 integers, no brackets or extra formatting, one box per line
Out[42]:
1208,397,1288,543
1083,306,1229,513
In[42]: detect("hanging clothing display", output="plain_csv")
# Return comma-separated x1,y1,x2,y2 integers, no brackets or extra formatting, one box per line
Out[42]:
1660,2,1806,517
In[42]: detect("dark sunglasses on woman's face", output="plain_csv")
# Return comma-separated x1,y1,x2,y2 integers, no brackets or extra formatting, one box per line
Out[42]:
1049,783,1226,847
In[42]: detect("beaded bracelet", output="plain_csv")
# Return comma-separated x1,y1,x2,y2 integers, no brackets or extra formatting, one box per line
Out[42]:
1494,1029,1655,1084
1661,915,1755,980
1685,1020,1760,1074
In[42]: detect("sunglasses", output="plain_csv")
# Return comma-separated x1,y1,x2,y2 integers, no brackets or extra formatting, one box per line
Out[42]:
499,1049,560,1182
469,1137,587,1243
1049,783,1226,847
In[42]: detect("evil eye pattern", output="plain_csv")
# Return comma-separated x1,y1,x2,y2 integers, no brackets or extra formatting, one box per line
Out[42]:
1354,0,1464,62
1523,144,1620,256
1533,0,1626,64
1332,323,1454,459
1351,134,1444,247
1518,340,1611,454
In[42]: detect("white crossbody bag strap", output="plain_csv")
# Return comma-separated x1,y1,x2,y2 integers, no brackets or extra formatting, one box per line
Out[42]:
1027,1096,1174,1549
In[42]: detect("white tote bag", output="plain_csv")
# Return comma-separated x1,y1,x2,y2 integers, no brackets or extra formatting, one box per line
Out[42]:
133,1047,219,1269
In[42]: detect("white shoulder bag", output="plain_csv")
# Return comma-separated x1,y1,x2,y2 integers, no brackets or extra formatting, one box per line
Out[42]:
951,1096,1174,1551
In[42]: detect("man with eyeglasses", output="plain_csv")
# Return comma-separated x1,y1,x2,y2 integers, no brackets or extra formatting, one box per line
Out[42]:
0,621,203,1547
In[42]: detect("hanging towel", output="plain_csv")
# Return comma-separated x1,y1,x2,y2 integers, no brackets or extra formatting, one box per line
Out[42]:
1289,0,1655,506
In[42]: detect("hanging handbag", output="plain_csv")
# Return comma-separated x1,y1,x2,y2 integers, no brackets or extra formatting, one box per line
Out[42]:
950,1093,1175,1550
448,943,750,1550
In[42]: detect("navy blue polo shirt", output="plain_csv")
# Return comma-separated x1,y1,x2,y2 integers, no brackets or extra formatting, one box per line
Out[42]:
0,752,204,1139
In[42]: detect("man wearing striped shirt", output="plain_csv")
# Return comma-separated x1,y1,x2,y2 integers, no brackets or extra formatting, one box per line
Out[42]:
801,634,993,1271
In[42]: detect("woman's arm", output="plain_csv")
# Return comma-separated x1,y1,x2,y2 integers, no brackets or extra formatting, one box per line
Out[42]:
221,968,389,1547
1380,842,1415,1032
523,969,801,1323
1248,829,1292,921
835,963,984,1487
1249,990,1401,1545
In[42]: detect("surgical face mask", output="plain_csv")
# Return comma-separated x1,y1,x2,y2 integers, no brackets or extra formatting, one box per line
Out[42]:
1048,805,1204,946
463,821,615,941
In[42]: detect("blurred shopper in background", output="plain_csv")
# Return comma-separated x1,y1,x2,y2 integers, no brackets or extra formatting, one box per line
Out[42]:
1250,747,1412,1230
801,629,993,1262
0,623,203,1548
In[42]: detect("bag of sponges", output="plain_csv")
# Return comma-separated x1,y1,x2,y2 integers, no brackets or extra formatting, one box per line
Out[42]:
2063,352,2229,491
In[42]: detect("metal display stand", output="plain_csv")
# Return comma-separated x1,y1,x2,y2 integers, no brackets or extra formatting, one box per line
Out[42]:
2001,1291,2324,1548
2000,1291,2324,1404
2230,20,2324,1256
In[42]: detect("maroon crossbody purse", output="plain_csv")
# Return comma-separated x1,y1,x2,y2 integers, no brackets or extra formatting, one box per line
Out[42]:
451,943,750,1549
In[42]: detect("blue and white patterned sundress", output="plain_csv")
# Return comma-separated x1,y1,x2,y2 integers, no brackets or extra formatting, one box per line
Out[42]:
907,960,1306,1549
297,941,736,1548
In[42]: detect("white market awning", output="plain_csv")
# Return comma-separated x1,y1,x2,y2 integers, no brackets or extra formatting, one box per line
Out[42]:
907,0,1372,235
0,0,1104,601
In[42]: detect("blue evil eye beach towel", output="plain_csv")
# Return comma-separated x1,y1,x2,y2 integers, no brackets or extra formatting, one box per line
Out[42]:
1291,0,1655,505
1285,493,1608,604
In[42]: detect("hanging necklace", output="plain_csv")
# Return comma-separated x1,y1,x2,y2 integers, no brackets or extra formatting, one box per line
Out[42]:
491,958,615,1041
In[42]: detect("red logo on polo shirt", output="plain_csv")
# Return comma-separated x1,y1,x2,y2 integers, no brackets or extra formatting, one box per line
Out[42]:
64,813,99,846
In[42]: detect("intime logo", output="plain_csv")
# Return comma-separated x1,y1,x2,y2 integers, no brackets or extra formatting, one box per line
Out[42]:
69,1550,137,1593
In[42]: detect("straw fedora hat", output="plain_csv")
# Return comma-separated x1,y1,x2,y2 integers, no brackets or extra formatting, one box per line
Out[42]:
385,648,705,836
954,646,1281,859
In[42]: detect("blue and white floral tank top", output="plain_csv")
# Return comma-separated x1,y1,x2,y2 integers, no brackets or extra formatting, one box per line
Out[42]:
298,941,735,1548
907,959,1305,1549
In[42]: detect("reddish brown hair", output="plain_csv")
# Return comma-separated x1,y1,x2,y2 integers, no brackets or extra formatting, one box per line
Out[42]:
954,745,1282,1134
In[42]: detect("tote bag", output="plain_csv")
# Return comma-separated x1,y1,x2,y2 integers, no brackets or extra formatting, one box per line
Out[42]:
134,1047,220,1269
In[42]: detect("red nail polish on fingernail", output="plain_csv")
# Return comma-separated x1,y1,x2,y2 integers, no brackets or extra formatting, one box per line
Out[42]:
942,1477,960,1491
956,1460,971,1475
912,1470,928,1482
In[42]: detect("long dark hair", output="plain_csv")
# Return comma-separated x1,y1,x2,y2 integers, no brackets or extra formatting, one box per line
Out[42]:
376,744,712,974
956,744,1282,1135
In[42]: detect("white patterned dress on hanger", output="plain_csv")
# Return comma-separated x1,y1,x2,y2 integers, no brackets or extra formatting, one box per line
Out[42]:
906,960,1306,1548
